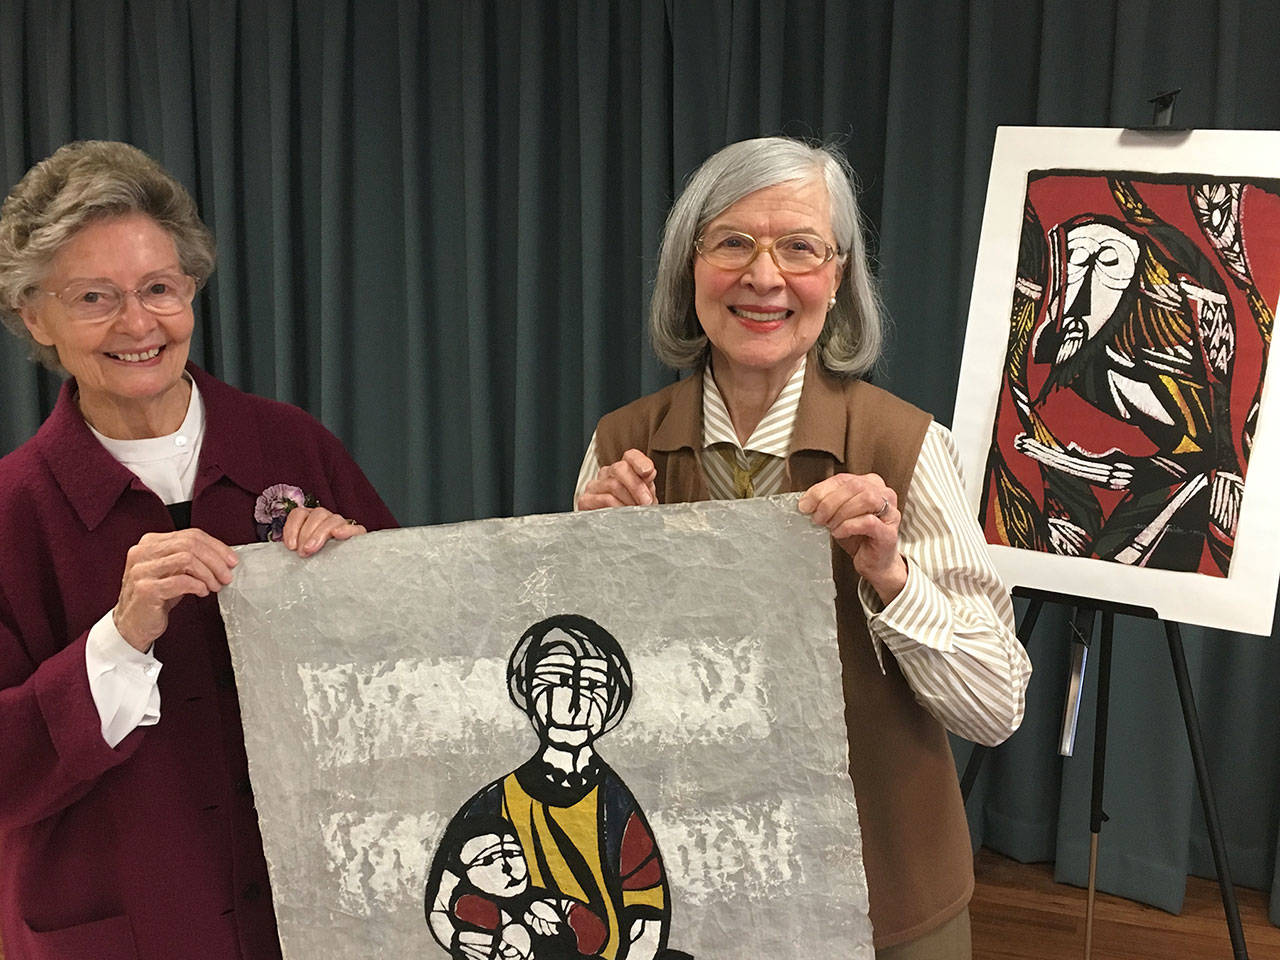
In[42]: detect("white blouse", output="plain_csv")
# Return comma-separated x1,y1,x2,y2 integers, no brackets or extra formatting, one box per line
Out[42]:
84,376,206,747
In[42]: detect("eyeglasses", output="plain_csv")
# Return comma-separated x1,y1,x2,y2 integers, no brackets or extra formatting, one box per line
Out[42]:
41,273,198,323
694,229,838,274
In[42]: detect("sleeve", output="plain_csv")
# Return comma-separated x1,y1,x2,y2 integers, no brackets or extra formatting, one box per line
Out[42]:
315,421,399,532
85,609,162,748
452,893,501,931
857,422,1032,746
0,585,145,833
565,900,609,954
572,430,602,510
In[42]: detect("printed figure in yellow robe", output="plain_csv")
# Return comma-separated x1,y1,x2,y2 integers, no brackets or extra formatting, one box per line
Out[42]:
426,615,690,960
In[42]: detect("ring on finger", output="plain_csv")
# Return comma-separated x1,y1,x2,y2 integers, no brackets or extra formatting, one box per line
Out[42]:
875,496,889,519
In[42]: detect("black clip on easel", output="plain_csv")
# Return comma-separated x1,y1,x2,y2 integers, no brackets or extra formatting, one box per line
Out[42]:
960,586,1249,960
1148,88,1182,128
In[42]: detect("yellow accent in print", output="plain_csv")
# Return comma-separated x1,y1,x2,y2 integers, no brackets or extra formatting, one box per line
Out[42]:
1173,435,1202,455
502,774,622,959
624,882,666,910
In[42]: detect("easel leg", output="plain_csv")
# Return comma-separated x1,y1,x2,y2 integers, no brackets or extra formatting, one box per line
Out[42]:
1165,621,1250,959
1083,610,1112,960
959,597,1044,802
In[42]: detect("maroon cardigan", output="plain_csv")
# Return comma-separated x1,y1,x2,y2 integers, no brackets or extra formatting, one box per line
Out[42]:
0,364,397,960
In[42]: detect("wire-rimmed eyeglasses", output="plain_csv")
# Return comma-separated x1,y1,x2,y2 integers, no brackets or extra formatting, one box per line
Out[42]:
694,229,838,274
41,273,198,323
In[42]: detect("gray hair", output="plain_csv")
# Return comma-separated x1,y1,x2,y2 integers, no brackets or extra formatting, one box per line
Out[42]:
0,140,215,371
649,136,883,377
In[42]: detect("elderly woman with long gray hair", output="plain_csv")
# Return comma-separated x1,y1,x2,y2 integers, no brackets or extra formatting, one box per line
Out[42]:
0,141,396,959
575,136,1031,960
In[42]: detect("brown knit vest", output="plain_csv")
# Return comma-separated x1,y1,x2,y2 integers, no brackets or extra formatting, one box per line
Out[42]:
593,363,973,948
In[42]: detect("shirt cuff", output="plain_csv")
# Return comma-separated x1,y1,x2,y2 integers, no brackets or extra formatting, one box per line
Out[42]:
85,610,163,748
858,557,956,671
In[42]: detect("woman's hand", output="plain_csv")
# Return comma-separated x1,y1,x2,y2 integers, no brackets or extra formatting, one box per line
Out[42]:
113,530,240,652
798,472,908,604
576,449,657,510
280,506,367,558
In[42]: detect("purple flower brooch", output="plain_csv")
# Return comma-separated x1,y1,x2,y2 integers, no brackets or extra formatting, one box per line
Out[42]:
255,484,319,542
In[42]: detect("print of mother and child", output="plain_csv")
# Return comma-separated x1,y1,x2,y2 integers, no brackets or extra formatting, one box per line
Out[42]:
424,614,694,960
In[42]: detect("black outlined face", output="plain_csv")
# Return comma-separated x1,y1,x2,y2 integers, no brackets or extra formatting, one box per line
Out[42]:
460,831,528,897
529,631,613,748
507,615,634,749
1034,219,1140,367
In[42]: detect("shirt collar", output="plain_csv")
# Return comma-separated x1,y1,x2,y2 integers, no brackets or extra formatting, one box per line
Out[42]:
701,355,806,458
185,363,268,500
35,363,267,531
88,373,204,465
35,381,140,532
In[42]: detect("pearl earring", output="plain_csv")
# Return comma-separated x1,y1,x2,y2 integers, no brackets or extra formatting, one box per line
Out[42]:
828,296,837,309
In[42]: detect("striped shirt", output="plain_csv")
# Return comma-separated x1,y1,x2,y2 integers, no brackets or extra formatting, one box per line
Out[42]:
575,360,1029,746
699,359,804,499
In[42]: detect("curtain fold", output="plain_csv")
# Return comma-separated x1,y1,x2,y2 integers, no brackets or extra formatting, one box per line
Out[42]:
2,0,1278,930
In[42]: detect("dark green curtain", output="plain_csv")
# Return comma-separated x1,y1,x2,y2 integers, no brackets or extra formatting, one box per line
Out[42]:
2,0,1278,930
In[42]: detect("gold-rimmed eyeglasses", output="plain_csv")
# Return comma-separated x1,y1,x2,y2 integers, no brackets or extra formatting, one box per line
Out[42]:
41,273,198,323
694,229,838,274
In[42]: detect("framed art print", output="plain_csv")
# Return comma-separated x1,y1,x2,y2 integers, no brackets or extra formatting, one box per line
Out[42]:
952,127,1280,635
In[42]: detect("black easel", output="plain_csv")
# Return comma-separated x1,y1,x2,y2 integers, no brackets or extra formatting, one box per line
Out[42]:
960,586,1249,960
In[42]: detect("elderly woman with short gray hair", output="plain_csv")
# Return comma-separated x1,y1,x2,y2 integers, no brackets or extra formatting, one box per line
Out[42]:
0,140,395,959
575,136,1031,959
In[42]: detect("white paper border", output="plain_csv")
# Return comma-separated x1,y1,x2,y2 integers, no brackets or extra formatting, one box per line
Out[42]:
952,126,1280,636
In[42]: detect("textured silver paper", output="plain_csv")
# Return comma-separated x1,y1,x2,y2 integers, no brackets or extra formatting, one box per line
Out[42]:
219,494,872,958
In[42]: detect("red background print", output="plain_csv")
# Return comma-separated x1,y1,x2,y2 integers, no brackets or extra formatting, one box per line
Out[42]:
981,171,1280,576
